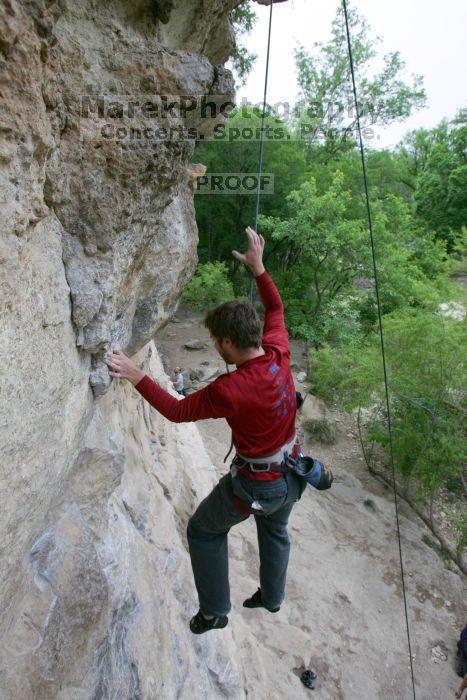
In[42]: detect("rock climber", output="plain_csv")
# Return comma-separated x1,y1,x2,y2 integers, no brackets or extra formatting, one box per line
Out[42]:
104,227,304,634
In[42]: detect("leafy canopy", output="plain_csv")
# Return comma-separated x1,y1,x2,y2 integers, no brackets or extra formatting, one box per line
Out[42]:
230,3,258,87
260,172,369,342
181,262,235,311
310,308,466,498
194,106,307,273
294,3,426,160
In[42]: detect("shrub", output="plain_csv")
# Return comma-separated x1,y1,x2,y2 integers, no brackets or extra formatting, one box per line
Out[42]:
181,262,235,311
303,417,337,445
310,308,466,501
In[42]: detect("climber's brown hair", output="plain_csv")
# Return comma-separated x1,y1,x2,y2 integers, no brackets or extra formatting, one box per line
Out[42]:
204,300,261,349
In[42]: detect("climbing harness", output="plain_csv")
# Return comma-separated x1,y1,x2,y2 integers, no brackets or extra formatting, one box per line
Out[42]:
232,451,333,490
236,432,297,468
231,427,333,492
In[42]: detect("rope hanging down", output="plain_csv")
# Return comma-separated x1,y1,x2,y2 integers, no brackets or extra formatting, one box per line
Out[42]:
253,0,274,233
249,0,274,303
341,1,417,698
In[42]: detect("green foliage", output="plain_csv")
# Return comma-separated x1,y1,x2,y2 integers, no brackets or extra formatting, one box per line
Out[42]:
310,309,466,501
449,228,467,276
194,106,307,271
450,504,467,559
277,145,449,339
294,4,426,160
316,298,364,346
303,418,337,445
399,110,467,250
261,172,370,342
230,3,258,86
260,171,448,343
364,195,449,316
181,262,234,311
421,534,454,567
363,498,376,509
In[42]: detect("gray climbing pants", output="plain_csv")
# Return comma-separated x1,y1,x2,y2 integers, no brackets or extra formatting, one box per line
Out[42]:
187,469,304,617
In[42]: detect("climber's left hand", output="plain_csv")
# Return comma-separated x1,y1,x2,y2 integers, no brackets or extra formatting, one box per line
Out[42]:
104,349,145,386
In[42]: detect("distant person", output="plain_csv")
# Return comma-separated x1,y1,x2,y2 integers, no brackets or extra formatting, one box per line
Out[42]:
170,367,186,396
456,623,467,698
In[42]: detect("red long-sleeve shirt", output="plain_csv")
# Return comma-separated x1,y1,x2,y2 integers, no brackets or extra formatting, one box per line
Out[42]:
135,271,296,477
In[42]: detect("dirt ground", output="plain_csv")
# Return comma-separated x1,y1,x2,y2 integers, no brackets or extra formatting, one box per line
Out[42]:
155,310,466,700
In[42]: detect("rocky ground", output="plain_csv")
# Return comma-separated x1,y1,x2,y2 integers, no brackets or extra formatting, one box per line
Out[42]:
155,310,466,700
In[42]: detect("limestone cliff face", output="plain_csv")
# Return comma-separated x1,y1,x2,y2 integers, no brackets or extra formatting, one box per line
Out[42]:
0,1,241,697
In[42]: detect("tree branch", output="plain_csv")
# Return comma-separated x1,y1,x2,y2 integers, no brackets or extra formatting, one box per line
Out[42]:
365,461,466,575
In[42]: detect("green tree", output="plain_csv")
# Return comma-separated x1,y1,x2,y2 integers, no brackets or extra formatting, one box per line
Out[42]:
261,172,370,343
260,175,448,342
294,3,426,161
230,2,258,87
399,110,467,249
194,107,307,274
354,194,449,327
310,309,466,503
306,148,414,219
181,262,235,311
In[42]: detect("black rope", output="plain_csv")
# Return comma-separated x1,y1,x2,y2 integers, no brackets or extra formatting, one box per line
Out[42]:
341,2,417,698
249,0,274,303
227,2,275,459
254,0,274,232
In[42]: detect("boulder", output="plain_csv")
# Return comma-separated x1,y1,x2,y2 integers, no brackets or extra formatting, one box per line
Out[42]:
184,339,208,350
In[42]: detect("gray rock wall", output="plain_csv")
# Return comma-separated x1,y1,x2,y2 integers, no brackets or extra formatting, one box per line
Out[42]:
0,1,242,697
1,348,242,699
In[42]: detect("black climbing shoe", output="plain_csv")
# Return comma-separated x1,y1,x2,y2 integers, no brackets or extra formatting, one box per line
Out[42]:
243,588,280,613
300,670,317,690
189,610,228,635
